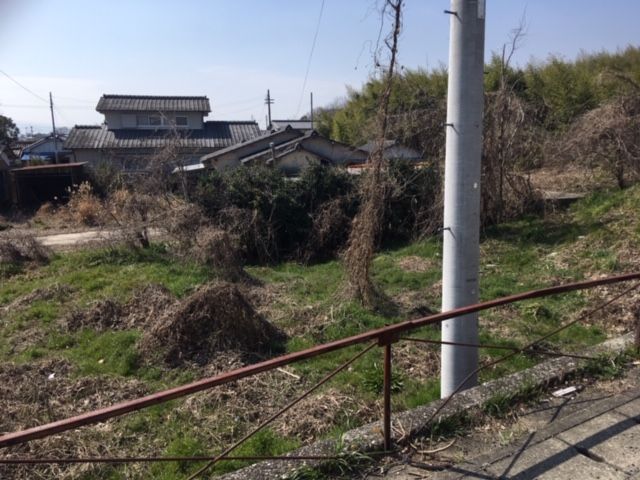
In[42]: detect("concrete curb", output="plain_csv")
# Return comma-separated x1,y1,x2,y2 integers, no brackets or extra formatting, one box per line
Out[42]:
219,334,633,479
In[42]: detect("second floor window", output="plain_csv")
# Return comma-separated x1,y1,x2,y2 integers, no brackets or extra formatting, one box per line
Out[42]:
137,114,166,127
175,116,188,127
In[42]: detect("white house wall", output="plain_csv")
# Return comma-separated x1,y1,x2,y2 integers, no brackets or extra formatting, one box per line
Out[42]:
104,111,204,130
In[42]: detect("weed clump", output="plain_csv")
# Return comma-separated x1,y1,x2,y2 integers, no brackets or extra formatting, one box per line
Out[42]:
139,282,286,367
0,234,51,275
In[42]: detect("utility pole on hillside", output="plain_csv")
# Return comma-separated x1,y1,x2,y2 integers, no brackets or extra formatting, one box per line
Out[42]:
310,92,314,129
440,0,486,398
265,89,274,129
49,92,59,164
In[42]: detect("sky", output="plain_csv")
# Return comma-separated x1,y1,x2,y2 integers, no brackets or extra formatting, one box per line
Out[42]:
1,0,639,134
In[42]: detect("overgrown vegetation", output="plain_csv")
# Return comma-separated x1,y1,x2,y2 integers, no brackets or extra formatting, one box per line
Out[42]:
2,183,640,478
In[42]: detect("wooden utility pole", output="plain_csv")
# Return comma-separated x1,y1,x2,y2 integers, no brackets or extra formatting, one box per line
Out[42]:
49,92,59,164
265,89,274,129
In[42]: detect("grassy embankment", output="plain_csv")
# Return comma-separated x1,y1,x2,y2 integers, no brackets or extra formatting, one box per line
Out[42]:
1,186,638,478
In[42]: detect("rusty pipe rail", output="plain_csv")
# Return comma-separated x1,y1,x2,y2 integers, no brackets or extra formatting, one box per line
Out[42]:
1,272,638,449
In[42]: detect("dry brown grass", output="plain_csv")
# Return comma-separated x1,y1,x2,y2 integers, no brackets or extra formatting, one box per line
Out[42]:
66,182,104,226
62,284,174,332
0,358,148,480
0,233,51,266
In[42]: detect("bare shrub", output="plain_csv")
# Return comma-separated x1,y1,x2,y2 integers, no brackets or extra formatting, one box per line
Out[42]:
138,282,286,367
193,226,247,282
482,26,544,225
218,206,276,263
343,0,402,308
302,197,352,263
164,202,207,253
0,233,50,266
561,95,640,188
107,188,160,249
65,181,104,226
165,203,249,281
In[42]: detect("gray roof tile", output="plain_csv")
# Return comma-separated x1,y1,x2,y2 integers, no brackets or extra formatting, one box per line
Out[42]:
64,121,260,150
96,95,211,113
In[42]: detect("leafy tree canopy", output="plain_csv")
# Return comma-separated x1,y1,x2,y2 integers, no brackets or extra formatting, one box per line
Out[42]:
0,115,19,144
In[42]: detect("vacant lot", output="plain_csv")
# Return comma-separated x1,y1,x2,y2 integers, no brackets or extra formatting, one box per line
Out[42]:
1,185,639,479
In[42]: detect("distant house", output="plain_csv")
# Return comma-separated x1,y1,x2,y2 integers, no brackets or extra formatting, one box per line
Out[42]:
269,119,313,131
64,95,261,172
359,139,423,162
200,127,368,176
21,134,71,163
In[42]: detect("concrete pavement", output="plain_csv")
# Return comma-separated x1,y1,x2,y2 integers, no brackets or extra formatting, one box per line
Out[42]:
376,372,640,479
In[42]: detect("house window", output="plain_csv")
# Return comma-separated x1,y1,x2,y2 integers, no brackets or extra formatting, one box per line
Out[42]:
149,115,162,126
175,116,188,127
136,114,149,126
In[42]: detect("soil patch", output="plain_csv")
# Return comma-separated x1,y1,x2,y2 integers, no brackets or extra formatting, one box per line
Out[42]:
139,282,286,367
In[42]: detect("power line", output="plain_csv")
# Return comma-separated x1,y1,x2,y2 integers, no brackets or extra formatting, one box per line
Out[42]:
294,0,325,118
0,103,94,110
0,70,48,103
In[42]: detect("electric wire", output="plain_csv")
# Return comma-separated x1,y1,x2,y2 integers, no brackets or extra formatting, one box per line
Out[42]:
0,70,48,103
294,0,325,117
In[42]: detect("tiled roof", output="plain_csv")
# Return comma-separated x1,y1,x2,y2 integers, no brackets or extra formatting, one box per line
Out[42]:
64,121,260,150
270,119,313,130
200,126,305,163
96,95,211,113
358,140,398,152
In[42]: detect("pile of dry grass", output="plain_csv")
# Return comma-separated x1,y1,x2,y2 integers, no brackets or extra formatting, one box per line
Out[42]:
62,284,174,332
139,282,286,367
0,234,50,266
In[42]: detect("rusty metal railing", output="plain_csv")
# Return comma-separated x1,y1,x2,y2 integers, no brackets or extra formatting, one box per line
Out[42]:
1,272,639,479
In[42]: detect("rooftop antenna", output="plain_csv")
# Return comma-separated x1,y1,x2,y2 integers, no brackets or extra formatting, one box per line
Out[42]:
49,92,59,164
265,89,274,129
440,0,486,398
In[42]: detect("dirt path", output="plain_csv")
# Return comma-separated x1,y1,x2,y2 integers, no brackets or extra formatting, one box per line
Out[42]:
34,228,162,249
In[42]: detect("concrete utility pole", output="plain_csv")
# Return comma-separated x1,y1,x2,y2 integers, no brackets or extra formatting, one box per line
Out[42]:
310,92,314,130
49,92,59,164
440,0,486,398
265,89,274,129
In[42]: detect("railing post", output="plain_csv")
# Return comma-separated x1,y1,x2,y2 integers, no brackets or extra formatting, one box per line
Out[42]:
635,306,640,350
383,342,392,450
380,334,394,451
